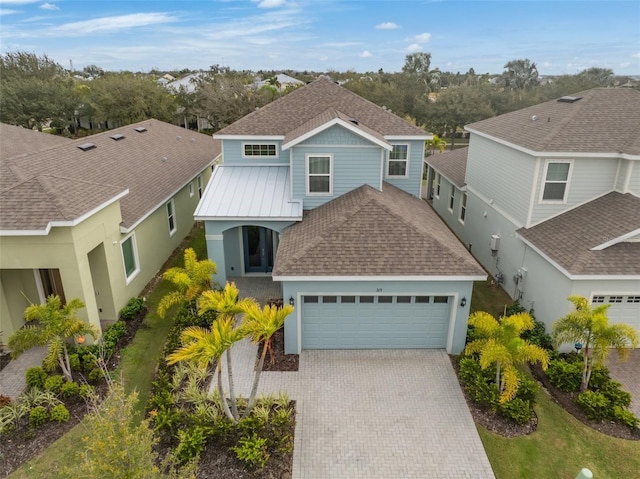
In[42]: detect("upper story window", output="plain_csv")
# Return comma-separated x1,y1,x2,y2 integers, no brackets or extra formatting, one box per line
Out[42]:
387,144,409,177
243,143,278,158
121,233,140,283
166,199,177,236
197,174,203,198
434,173,441,198
541,161,572,203
448,184,456,211
459,192,467,223
189,181,194,197
306,154,333,195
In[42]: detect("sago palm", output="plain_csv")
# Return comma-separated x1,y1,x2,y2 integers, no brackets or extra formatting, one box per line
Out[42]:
166,317,245,423
198,282,258,418
241,303,293,417
157,248,217,318
465,311,549,403
8,295,98,381
553,295,638,392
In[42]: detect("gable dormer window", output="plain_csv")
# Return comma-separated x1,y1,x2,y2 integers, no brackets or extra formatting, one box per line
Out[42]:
306,154,332,195
541,160,572,203
387,144,409,177
243,143,278,158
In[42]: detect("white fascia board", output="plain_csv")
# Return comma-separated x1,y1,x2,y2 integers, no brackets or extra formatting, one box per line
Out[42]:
385,135,433,140
1,189,129,237
591,227,640,251
466,128,640,160
213,135,285,140
572,275,640,280
195,215,302,222
272,275,487,282
282,118,392,151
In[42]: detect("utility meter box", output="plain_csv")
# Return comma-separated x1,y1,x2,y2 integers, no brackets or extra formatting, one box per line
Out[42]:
490,235,500,251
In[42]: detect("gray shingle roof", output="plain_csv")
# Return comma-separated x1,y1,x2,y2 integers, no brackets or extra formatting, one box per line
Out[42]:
517,192,640,276
1,120,221,232
273,182,485,277
425,148,468,188
466,88,640,155
216,77,429,139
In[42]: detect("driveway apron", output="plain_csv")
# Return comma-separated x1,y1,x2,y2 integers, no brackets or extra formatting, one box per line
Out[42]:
225,340,495,479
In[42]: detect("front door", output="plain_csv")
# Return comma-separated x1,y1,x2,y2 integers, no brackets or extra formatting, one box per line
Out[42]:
243,226,274,273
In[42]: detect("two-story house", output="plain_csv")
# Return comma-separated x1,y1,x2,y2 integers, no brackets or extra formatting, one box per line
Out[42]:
426,88,640,339
195,78,486,355
0,120,220,338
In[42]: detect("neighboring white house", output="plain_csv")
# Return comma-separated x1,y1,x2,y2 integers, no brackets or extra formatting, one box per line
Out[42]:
426,88,640,340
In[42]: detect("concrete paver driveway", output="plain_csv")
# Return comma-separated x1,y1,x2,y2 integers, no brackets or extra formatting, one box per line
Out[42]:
230,342,495,479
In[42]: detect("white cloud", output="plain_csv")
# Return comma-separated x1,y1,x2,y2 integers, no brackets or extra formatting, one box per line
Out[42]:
253,0,286,8
620,61,631,68
49,13,176,35
360,50,372,58
407,43,421,52
39,3,58,10
376,22,398,30
0,8,19,14
412,32,431,43
632,52,640,59
319,54,329,61
0,0,38,4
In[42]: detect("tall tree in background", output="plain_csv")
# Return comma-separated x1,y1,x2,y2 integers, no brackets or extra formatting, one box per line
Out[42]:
501,58,540,90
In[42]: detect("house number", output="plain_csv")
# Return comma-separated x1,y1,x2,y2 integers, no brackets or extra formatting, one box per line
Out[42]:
376,288,383,292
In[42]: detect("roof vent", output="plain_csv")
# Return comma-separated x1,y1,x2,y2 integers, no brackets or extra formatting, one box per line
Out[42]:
557,96,582,103
348,118,359,125
110,133,125,141
77,142,96,151
134,127,147,133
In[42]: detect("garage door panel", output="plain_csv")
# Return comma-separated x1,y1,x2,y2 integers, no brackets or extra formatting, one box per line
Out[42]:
302,295,450,349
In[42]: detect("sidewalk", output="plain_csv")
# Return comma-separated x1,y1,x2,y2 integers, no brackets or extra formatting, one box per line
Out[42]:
0,347,47,400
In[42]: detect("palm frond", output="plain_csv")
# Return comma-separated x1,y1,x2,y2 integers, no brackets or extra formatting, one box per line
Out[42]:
467,311,499,337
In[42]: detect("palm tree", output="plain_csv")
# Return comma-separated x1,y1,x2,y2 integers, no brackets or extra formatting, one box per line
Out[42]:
166,317,245,423
425,134,447,156
8,295,98,381
198,282,258,419
553,296,639,392
241,303,293,417
465,311,550,403
157,248,217,318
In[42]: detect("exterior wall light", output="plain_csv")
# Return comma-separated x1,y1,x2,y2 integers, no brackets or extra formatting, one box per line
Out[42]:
460,296,467,308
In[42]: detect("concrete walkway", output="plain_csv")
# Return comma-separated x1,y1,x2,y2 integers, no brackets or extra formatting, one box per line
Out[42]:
607,349,640,418
0,346,47,400
221,339,495,479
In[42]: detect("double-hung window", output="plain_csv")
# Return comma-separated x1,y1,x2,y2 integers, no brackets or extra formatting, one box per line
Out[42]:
197,175,203,198
306,154,332,195
434,173,441,198
387,144,408,177
541,161,571,202
448,184,456,211
121,234,140,282
459,192,467,223
166,199,176,236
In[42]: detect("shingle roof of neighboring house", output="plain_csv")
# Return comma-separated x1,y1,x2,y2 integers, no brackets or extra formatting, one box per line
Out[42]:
216,77,430,139
425,147,468,188
466,88,640,155
0,120,221,233
273,182,485,278
517,192,640,276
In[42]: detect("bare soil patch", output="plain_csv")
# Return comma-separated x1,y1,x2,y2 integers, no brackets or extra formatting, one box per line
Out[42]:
260,328,299,372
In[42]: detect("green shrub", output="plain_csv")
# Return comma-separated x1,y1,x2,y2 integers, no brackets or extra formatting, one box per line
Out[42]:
576,391,610,420
499,398,534,425
232,433,270,470
25,367,48,390
68,353,81,371
60,381,81,399
29,405,49,427
238,415,268,437
74,345,99,372
514,376,539,403
175,425,211,464
598,380,632,409
119,297,145,321
589,364,610,389
521,319,554,351
458,357,499,409
612,406,640,429
44,375,65,394
50,404,70,423
79,384,95,399
87,367,105,384
547,359,582,392
101,321,127,356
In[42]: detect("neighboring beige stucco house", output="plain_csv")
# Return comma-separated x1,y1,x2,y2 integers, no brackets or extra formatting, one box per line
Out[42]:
0,121,221,338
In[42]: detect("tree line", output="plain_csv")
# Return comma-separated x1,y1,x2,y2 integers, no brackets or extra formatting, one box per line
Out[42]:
0,50,634,144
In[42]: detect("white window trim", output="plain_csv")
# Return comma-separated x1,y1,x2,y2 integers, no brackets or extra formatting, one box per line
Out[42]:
539,159,573,204
448,184,456,212
241,142,279,159
197,174,203,198
386,143,410,178
120,232,140,285
434,172,441,199
166,198,177,237
189,181,194,198
305,153,333,196
459,192,467,224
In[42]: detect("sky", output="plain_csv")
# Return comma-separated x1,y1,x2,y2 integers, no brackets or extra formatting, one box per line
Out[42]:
0,0,639,75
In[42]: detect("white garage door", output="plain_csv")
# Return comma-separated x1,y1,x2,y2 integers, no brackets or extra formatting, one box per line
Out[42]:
592,294,640,341
301,294,451,349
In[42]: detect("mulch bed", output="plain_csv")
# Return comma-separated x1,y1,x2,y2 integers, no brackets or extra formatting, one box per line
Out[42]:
450,356,538,437
260,328,299,372
529,363,640,441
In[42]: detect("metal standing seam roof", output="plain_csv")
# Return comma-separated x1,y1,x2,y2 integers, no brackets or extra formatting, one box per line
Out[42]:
194,165,303,220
